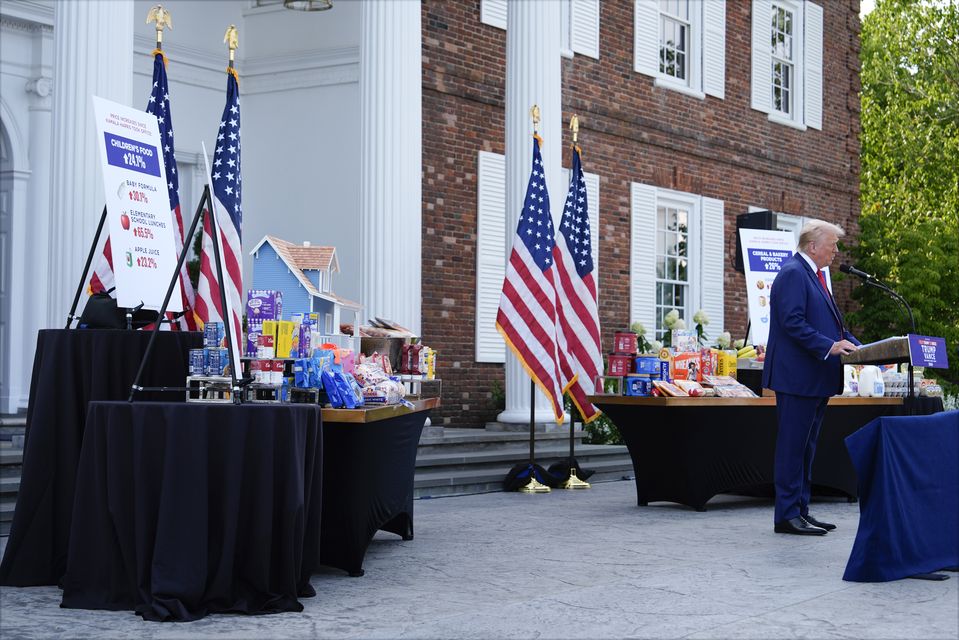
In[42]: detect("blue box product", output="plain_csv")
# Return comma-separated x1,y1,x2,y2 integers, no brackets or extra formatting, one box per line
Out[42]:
189,349,206,376
624,374,653,396
203,321,225,348
658,359,671,382
634,356,660,375
204,347,229,376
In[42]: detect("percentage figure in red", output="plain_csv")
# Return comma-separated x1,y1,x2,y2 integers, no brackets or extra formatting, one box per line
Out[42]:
128,190,149,204
133,227,155,239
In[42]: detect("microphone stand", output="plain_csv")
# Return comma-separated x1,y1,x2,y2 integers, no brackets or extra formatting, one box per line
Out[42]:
852,272,919,410
858,276,916,333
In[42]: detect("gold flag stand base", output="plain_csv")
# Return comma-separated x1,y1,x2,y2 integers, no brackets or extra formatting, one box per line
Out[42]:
519,475,551,493
561,468,591,490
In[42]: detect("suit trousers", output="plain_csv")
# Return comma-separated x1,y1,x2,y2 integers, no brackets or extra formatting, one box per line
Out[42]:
774,392,829,524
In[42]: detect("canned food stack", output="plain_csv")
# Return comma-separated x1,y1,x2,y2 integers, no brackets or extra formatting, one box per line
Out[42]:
188,321,231,377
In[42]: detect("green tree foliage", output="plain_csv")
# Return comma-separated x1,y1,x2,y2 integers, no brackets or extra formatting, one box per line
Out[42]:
851,0,959,390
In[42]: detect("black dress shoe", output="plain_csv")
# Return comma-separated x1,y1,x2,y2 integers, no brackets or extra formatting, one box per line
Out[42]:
803,514,836,531
774,516,827,535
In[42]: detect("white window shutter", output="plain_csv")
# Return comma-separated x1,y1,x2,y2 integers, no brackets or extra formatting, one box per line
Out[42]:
571,0,600,59
703,0,726,99
584,170,600,274
630,183,657,334
751,0,772,113
804,1,823,130
634,0,659,77
475,151,506,363
700,197,725,339
481,0,508,30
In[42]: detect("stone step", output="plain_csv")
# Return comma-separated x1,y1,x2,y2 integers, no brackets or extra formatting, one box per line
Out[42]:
0,475,20,496
414,457,634,498
415,443,629,470
1,497,16,525
0,415,27,427
0,449,23,466
417,427,584,454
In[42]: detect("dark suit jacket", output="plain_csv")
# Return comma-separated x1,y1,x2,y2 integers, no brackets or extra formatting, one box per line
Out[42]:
762,253,860,397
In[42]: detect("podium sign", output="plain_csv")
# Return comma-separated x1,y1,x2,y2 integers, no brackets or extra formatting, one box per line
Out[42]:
908,334,949,369
92,96,182,312
738,229,797,346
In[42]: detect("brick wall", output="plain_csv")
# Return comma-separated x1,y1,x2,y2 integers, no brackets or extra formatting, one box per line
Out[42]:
422,0,862,427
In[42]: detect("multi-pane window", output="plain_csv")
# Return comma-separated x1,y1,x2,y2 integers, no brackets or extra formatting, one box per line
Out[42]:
655,204,690,339
770,3,794,116
659,0,690,82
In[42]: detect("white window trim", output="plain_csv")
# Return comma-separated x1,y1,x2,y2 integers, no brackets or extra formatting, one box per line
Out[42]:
635,0,725,100
769,0,805,125
655,187,703,335
654,76,706,100
633,184,725,341
753,0,822,130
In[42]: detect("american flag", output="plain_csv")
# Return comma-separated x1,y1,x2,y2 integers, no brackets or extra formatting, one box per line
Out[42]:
552,145,602,422
495,135,566,423
89,51,197,331
195,68,243,372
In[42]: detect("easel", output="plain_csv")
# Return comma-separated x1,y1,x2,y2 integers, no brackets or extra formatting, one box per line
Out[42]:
64,205,158,331
126,184,241,402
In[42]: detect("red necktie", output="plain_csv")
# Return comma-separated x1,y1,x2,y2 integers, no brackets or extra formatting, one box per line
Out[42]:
817,270,830,294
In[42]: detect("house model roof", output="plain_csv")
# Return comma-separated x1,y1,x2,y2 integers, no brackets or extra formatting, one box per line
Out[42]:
256,235,339,273
250,235,361,310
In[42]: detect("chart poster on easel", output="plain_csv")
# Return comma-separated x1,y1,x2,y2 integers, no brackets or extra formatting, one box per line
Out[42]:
739,229,796,346
92,95,181,312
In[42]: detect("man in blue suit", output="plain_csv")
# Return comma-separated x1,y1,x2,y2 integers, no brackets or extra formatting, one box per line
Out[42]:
763,219,860,535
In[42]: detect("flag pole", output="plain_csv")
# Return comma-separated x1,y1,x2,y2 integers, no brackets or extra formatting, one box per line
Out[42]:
560,114,591,490
517,105,551,494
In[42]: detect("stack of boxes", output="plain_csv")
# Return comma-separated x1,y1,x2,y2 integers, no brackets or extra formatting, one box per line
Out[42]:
604,331,671,397
245,290,283,357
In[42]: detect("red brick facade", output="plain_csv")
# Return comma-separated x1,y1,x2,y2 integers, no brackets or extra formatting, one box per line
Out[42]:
422,0,862,427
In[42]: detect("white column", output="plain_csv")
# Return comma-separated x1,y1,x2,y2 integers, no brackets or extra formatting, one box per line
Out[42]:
497,0,564,424
48,0,133,326
359,0,422,335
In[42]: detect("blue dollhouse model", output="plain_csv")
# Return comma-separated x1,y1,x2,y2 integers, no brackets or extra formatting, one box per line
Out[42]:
249,235,361,335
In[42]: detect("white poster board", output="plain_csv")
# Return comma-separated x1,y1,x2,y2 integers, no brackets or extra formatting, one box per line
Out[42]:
739,229,796,346
92,96,181,311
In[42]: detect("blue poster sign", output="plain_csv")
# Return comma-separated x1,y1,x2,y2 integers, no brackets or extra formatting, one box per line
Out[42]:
747,248,793,272
103,132,161,177
908,334,949,368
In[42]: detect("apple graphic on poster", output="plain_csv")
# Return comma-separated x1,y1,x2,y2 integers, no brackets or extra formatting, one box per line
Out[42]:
120,212,130,230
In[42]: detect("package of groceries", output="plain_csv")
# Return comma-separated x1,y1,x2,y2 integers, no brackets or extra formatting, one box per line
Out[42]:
652,380,688,397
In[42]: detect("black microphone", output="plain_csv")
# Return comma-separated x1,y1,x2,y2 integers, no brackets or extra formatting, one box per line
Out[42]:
839,264,876,280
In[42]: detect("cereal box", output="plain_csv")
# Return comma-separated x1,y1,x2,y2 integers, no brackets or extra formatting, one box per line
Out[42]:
671,351,702,382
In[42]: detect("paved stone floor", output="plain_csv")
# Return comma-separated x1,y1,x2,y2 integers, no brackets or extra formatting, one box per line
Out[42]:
0,480,956,639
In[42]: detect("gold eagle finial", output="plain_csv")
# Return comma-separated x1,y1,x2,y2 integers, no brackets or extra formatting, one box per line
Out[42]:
146,5,172,46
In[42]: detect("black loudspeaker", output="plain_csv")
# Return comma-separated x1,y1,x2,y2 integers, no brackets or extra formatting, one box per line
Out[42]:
735,210,777,273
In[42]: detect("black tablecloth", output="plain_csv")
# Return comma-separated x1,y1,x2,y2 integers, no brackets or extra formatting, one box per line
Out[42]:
597,397,943,512
60,401,323,621
319,410,429,577
0,329,201,587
